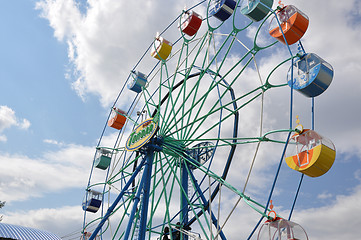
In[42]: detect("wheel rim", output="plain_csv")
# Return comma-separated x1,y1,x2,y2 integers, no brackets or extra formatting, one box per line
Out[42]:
103,67,239,239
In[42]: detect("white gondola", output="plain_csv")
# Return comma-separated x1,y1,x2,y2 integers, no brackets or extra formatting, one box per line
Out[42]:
258,218,309,240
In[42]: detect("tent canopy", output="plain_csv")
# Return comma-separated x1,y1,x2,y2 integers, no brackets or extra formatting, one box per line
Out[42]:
0,223,61,240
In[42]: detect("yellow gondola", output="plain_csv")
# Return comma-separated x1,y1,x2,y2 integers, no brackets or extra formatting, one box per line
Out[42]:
285,128,336,177
151,34,172,61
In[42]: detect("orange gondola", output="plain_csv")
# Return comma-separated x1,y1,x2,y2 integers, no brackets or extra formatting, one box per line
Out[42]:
108,107,127,130
285,128,336,177
269,5,309,45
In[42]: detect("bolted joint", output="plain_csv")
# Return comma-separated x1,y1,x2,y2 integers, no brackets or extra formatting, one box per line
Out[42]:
141,136,164,153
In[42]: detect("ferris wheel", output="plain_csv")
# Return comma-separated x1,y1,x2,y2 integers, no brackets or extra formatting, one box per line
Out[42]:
81,1,335,240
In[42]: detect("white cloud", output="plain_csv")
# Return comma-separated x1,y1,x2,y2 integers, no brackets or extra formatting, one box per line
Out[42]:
0,135,7,142
0,143,93,203
36,0,82,41
289,186,361,240
317,191,333,200
18,119,31,130
3,205,84,238
35,0,361,145
43,138,65,146
43,138,60,145
0,106,31,141
0,106,17,132
36,0,201,106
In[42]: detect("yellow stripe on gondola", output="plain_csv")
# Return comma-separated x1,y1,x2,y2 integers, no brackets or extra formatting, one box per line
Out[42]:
286,144,336,177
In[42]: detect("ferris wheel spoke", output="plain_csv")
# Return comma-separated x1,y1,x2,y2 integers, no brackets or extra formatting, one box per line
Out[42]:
159,150,223,240
107,155,140,185
185,165,227,240
158,35,242,139
159,63,188,139
142,88,159,119
148,155,177,237
165,98,231,143
159,81,183,138
181,86,265,143
160,64,250,140
161,78,219,138
110,197,136,240
159,71,204,137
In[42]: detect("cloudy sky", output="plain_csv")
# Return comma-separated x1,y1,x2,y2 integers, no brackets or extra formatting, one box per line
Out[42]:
1,0,361,239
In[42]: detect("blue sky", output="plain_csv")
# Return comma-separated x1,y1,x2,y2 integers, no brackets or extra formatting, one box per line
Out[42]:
1,0,361,239
0,0,105,152
0,0,105,233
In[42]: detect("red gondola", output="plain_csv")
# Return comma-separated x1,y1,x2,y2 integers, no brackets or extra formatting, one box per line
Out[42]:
180,10,202,36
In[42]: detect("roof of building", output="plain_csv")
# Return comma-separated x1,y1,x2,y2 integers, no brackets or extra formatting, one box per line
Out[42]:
0,223,61,240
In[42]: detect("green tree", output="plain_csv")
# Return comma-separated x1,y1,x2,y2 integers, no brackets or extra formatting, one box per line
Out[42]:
0,201,5,222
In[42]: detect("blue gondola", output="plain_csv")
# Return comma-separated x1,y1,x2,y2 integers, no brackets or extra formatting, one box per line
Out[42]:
287,53,334,97
240,0,273,22
82,190,102,213
209,0,237,21
128,70,147,93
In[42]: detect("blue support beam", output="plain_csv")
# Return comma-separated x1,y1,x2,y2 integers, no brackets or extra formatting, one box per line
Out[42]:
124,144,157,240
137,149,154,240
180,161,189,240
188,170,227,240
88,157,147,240
123,160,149,240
